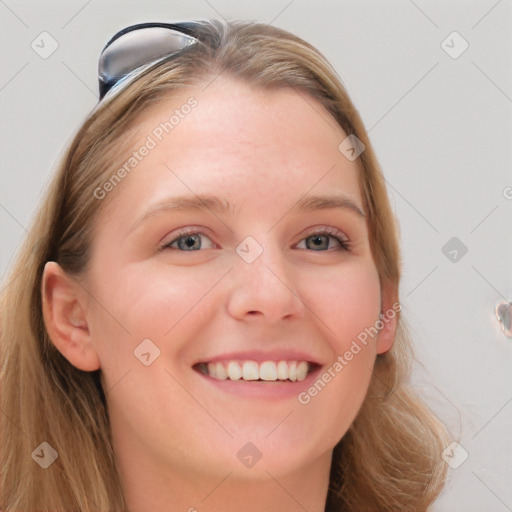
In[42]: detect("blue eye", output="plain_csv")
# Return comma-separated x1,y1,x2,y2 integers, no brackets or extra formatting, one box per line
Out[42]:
161,231,214,251
160,227,351,252
297,232,350,251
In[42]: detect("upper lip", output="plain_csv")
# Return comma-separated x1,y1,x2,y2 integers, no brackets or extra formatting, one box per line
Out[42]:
193,350,323,366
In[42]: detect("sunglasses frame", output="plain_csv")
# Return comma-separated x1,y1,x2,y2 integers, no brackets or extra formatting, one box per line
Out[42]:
98,21,203,100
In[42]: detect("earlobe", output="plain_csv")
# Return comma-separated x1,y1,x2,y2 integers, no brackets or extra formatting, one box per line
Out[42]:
41,261,101,371
376,281,399,355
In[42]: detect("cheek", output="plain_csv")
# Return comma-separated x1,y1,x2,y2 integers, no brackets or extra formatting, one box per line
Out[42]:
303,260,381,353
86,261,220,368
292,261,381,439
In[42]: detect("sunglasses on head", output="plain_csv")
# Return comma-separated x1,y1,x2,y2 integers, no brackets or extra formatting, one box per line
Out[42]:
98,21,203,100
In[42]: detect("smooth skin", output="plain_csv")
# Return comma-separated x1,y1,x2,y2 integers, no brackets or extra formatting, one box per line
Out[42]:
42,75,397,512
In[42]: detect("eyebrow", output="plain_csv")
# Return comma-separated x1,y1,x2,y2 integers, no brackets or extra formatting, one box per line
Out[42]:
290,194,365,218
128,193,365,233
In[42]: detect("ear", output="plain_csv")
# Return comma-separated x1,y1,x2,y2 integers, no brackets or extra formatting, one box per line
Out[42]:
41,261,100,371
376,280,399,355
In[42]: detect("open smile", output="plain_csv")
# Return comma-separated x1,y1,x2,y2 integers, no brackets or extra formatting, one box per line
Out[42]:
194,359,320,382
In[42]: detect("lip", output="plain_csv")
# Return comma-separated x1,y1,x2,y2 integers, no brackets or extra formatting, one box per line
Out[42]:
192,350,324,400
192,350,323,366
194,363,323,399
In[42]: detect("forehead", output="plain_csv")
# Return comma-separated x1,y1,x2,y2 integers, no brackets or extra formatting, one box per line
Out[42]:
100,76,364,224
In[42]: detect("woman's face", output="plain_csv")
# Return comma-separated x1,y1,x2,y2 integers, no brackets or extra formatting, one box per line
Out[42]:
80,76,395,481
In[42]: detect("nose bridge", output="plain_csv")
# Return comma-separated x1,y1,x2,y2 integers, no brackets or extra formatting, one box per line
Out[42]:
227,233,303,321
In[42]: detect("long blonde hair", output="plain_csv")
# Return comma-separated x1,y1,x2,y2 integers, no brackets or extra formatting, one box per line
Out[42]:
1,19,448,511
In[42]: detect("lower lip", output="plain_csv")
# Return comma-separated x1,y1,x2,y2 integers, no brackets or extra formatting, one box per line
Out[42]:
194,366,323,400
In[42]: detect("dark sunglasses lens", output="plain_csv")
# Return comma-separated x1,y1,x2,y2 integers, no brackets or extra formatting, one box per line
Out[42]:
99,26,197,99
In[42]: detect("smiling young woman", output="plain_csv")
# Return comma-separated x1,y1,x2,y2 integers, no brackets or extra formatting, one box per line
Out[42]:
0,19,448,512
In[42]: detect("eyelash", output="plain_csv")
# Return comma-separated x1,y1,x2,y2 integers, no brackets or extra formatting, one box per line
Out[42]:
159,226,351,252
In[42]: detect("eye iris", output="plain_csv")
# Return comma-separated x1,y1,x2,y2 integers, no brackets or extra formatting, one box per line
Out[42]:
307,235,328,250
179,234,201,250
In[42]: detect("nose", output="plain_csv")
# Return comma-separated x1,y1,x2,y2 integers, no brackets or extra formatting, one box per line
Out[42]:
226,241,305,324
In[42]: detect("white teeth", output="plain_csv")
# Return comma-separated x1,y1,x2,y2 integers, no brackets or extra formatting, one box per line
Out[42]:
288,361,297,381
227,361,242,380
216,362,227,380
259,361,277,381
296,361,308,381
242,361,259,380
200,360,312,382
277,360,288,380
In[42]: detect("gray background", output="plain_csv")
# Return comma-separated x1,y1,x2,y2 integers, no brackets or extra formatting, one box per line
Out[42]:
1,1,511,510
